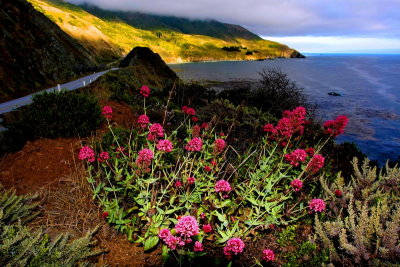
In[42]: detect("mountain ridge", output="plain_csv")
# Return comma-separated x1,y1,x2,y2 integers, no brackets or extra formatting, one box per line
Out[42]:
28,0,304,63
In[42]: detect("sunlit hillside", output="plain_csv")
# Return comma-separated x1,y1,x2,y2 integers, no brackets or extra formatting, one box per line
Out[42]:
28,0,302,63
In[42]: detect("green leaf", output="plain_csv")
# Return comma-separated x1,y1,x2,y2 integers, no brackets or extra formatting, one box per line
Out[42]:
144,236,159,251
162,245,170,263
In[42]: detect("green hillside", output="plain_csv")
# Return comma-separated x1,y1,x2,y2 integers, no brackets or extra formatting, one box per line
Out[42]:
28,0,303,63
79,3,262,41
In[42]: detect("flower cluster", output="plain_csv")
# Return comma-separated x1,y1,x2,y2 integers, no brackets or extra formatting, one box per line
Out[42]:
284,149,307,167
78,146,95,162
214,138,226,154
215,180,232,193
137,114,150,128
202,224,212,233
262,249,275,262
175,216,200,238
323,115,348,137
102,105,112,119
193,241,204,252
156,139,173,152
159,216,200,250
263,106,307,140
185,137,203,152
223,238,245,257
149,123,164,138
187,176,196,184
182,106,196,116
308,198,326,212
307,154,325,173
290,179,303,192
158,229,183,250
136,148,154,167
139,85,150,98
98,151,109,162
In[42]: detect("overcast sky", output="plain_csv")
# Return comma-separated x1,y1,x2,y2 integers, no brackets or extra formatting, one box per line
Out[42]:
66,0,400,53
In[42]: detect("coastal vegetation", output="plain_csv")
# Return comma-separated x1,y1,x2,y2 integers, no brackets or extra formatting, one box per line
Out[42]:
1,48,398,265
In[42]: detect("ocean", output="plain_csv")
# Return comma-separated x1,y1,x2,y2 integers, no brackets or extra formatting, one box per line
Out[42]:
169,54,400,164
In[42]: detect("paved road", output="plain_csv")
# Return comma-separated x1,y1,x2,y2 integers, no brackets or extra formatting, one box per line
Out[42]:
0,68,118,115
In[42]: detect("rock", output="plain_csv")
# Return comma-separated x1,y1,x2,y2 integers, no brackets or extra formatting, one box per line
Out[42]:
290,50,306,58
328,92,342,96
119,47,179,87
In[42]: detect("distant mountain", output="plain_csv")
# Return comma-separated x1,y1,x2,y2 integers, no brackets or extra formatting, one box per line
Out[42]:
80,4,262,42
0,0,96,102
28,0,303,63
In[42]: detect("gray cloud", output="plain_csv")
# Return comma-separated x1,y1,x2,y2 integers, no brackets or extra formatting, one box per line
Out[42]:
66,0,400,37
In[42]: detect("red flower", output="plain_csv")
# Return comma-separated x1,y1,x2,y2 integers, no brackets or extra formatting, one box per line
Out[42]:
305,147,315,157
182,106,196,116
102,106,113,119
307,154,325,173
284,149,307,167
204,166,212,172
290,179,303,192
192,116,199,122
187,177,196,184
334,189,342,197
137,114,150,128
202,224,212,233
98,151,109,162
210,160,217,166
200,123,209,129
175,181,182,188
140,85,150,98
214,138,226,154
323,115,349,137
185,137,203,152
102,211,109,219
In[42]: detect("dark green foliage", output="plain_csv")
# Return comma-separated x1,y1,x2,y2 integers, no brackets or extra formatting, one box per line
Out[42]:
0,186,102,266
221,46,241,52
101,126,132,149
6,90,102,140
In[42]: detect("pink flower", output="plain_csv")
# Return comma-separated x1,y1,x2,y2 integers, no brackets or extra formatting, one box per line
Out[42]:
185,137,203,152
204,165,212,172
98,151,109,162
309,198,326,213
214,138,226,154
136,148,154,167
165,235,182,250
323,115,349,137
182,106,196,116
78,146,95,162
102,105,113,119
115,146,125,153
187,177,196,185
290,179,303,192
174,181,182,188
137,114,150,128
159,229,171,239
284,149,307,167
193,241,204,252
223,238,245,257
156,139,173,152
215,180,232,193
307,154,325,173
175,216,200,238
149,123,164,138
262,249,275,262
202,224,212,233
192,116,199,122
140,85,150,98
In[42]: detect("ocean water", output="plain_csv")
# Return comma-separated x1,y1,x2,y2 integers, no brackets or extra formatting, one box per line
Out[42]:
169,54,400,164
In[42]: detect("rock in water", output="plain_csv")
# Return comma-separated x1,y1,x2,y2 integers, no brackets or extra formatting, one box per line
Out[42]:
119,47,179,87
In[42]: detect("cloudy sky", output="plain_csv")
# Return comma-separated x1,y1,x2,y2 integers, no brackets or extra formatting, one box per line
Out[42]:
66,0,400,53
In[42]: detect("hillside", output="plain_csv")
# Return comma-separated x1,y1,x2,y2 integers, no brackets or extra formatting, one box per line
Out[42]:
27,0,303,63
79,3,262,42
0,0,96,103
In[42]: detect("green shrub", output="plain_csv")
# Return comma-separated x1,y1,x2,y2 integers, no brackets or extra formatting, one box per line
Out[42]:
7,90,102,140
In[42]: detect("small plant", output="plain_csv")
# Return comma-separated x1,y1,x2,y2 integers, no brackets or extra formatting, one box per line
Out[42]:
0,186,102,266
315,158,400,265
